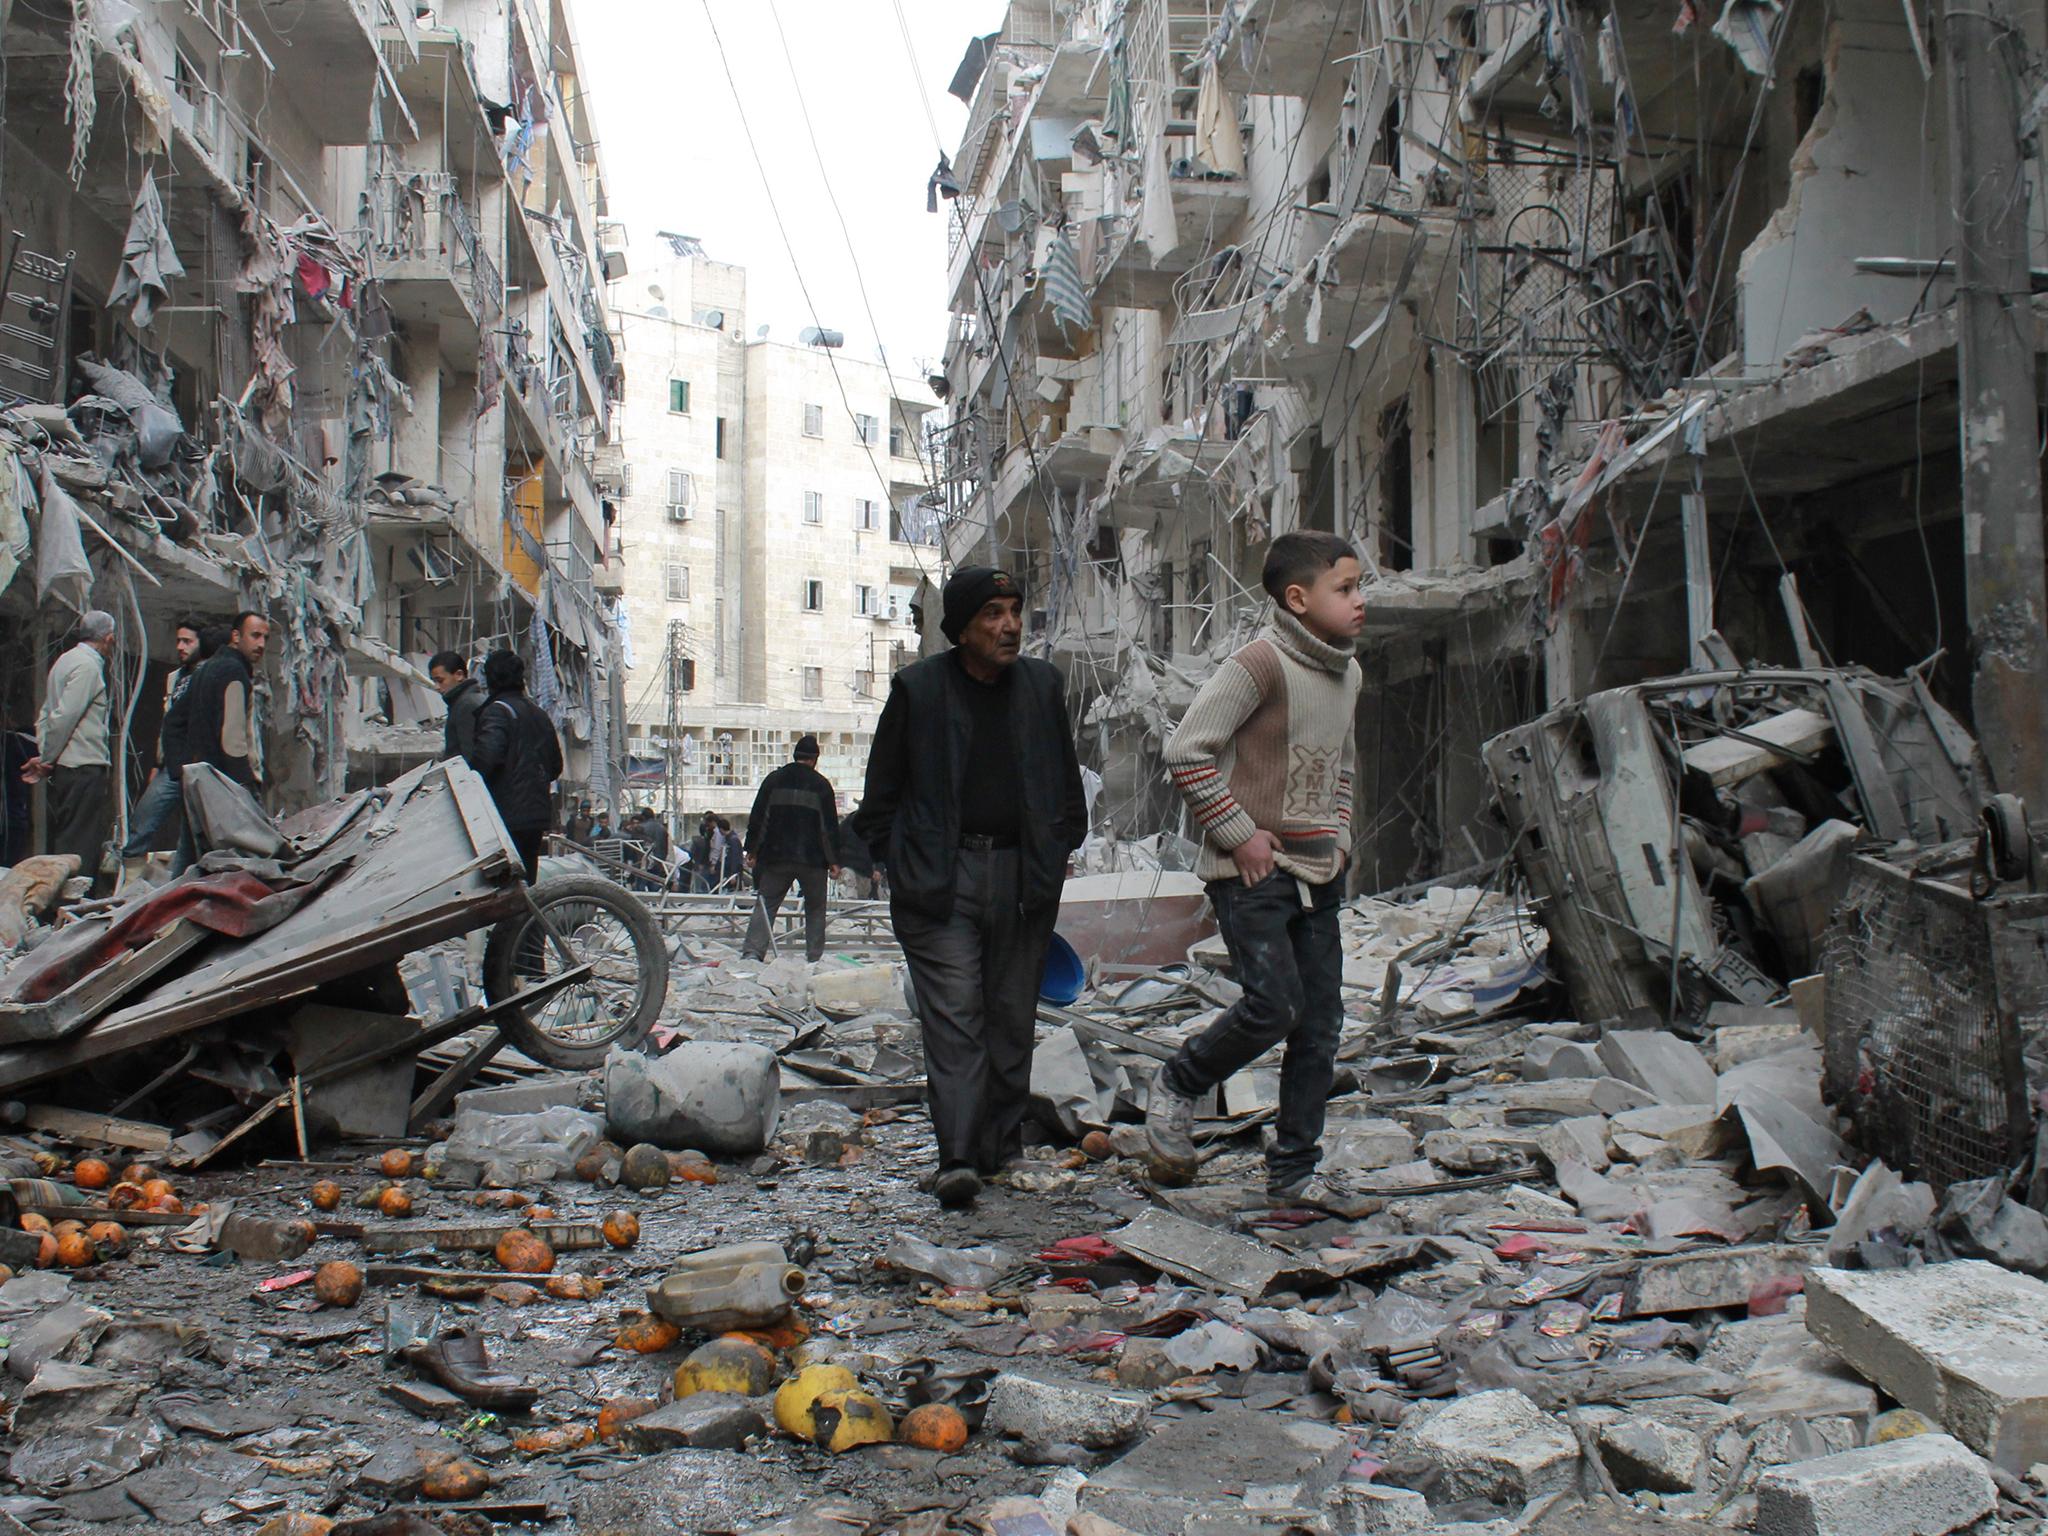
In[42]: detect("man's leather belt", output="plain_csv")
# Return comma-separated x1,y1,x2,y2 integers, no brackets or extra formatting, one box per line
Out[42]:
959,832,1019,851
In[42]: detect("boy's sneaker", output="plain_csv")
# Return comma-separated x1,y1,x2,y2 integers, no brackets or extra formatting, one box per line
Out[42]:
1144,1081,1200,1184
1266,1172,1377,1219
933,1165,983,1210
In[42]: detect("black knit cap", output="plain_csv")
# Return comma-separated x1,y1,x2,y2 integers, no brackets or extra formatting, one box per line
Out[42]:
794,734,820,758
941,566,1023,643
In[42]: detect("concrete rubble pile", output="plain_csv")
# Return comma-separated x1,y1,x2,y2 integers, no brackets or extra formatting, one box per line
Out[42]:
0,855,2034,1536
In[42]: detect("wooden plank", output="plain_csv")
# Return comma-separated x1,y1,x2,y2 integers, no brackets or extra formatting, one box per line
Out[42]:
358,1219,605,1255
19,1106,173,1152
408,1027,509,1131
365,1263,566,1286
1681,708,1835,787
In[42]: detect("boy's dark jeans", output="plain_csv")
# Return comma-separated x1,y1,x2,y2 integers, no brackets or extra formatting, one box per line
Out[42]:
1159,870,1344,1187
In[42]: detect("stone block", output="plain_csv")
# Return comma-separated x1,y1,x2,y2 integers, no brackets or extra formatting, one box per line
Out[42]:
1421,1127,1543,1175
1080,1407,1349,1532
985,1370,1150,1451
1598,1030,1719,1105
1597,1416,1706,1493
1753,1433,1995,1536
1609,1104,1733,1159
1328,1484,1430,1533
616,1393,765,1452
1805,1260,2048,1471
1535,1115,1611,1173
1393,1389,1579,1503
1622,1242,1817,1316
1525,1037,1603,1080
1322,1118,1418,1173
12,1362,146,1437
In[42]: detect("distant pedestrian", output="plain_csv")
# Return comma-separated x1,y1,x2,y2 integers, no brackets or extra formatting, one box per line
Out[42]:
741,733,841,963
853,568,1086,1209
712,816,743,890
430,650,485,763
25,610,118,874
1144,532,1365,1209
466,649,564,883
567,799,595,846
119,616,217,882
687,813,715,892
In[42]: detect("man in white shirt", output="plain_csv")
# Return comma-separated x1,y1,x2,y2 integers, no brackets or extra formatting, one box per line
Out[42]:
24,610,117,873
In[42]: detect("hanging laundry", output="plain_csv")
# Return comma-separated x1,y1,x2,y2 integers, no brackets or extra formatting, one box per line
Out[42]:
1711,0,1781,71
109,173,185,326
295,253,331,301
1041,226,1092,337
1193,60,1247,179
33,462,91,610
927,155,960,214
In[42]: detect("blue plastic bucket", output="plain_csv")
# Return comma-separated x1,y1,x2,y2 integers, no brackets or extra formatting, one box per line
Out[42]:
1039,932,1086,1005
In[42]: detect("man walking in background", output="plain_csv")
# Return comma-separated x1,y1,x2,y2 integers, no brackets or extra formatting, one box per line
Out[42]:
854,568,1087,1209
119,616,215,882
431,650,485,763
25,610,118,873
185,610,268,790
466,649,563,883
742,733,841,963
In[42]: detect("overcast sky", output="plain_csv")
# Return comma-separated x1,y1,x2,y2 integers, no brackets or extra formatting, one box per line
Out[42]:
576,0,1007,373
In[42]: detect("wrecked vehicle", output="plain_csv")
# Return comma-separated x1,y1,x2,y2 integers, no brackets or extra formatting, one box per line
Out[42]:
1483,666,1989,1029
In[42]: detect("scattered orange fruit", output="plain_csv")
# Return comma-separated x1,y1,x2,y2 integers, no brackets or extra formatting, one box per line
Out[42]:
613,1310,681,1354
596,1397,658,1439
525,1205,557,1222
313,1261,363,1307
309,1180,342,1212
494,1228,554,1274
139,1179,174,1205
86,1221,126,1255
900,1402,969,1452
734,1315,811,1351
107,1182,144,1211
545,1272,603,1300
19,1213,50,1235
53,1231,92,1268
601,1211,639,1248
379,1149,414,1179
147,1196,185,1215
72,1158,110,1190
52,1220,83,1238
513,1423,595,1455
376,1186,412,1218
420,1459,491,1500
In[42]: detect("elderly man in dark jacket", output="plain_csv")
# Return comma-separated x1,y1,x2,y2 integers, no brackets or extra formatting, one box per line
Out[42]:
466,649,563,882
853,568,1086,1209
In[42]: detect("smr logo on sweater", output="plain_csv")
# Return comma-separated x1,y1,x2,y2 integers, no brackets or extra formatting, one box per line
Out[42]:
1287,742,1340,819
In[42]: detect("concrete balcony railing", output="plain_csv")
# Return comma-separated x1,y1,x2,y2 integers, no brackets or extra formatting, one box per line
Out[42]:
369,170,505,334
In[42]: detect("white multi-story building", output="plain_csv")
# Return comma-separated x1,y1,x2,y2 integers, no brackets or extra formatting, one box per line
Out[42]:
609,243,941,826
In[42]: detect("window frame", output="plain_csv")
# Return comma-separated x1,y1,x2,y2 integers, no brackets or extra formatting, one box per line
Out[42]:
854,582,878,617
668,379,690,415
801,665,824,700
854,412,879,446
802,579,824,612
665,563,689,601
802,402,824,438
854,497,879,531
802,490,823,525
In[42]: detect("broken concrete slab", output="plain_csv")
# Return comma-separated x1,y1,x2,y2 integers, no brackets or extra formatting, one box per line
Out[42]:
1322,1118,1418,1172
1712,1019,1809,1070
1598,1415,1707,1493
984,1370,1150,1451
1078,1407,1349,1532
1391,1388,1579,1503
1609,1104,1733,1159
572,1448,811,1534
1753,1433,1995,1536
1805,1261,2048,1471
616,1394,765,1452
1534,1115,1612,1173
1524,1037,1603,1080
1421,1126,1544,1174
13,1362,148,1437
1622,1242,1817,1315
1330,1485,1431,1534
1107,1208,1282,1298
1598,1030,1718,1105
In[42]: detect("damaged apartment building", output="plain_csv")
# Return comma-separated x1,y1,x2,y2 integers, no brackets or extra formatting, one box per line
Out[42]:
0,0,626,829
935,0,2048,895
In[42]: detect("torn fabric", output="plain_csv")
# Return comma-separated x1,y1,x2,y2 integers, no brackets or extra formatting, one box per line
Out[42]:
1712,0,1782,73
0,447,30,600
1194,61,1246,179
1041,227,1092,336
109,173,184,327
33,463,91,609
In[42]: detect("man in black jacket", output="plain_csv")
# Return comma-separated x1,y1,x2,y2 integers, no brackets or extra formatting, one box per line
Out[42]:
184,611,267,790
853,568,1087,1209
742,734,841,962
430,650,485,763
119,617,216,882
466,649,564,882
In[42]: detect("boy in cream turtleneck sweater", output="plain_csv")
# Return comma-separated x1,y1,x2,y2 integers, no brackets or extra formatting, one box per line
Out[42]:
1147,532,1365,1208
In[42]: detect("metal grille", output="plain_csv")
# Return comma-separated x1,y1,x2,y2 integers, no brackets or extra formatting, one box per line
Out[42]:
1819,857,2026,1191
1460,146,1619,363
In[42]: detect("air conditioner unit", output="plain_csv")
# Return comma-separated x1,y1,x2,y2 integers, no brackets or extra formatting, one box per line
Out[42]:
886,596,901,621
666,502,692,522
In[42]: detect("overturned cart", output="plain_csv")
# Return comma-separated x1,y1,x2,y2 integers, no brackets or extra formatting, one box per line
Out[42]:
0,760,667,1160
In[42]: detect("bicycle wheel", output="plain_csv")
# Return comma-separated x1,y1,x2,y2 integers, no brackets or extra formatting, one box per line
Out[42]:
482,874,669,1068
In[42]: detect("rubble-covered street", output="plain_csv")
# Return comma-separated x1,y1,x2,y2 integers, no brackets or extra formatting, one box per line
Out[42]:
0,843,2045,1536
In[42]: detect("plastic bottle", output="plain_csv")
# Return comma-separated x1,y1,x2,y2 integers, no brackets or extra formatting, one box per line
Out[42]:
647,1240,807,1330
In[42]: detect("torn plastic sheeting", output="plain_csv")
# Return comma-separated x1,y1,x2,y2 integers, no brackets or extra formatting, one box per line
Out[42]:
884,1233,1017,1291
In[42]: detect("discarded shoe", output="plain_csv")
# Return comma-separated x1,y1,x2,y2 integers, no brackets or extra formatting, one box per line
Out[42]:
1144,1079,1199,1184
400,1327,538,1412
933,1165,983,1210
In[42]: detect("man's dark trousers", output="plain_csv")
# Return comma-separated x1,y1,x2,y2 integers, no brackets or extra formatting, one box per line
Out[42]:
45,765,109,873
745,862,829,962
895,845,1057,1175
1157,872,1343,1188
